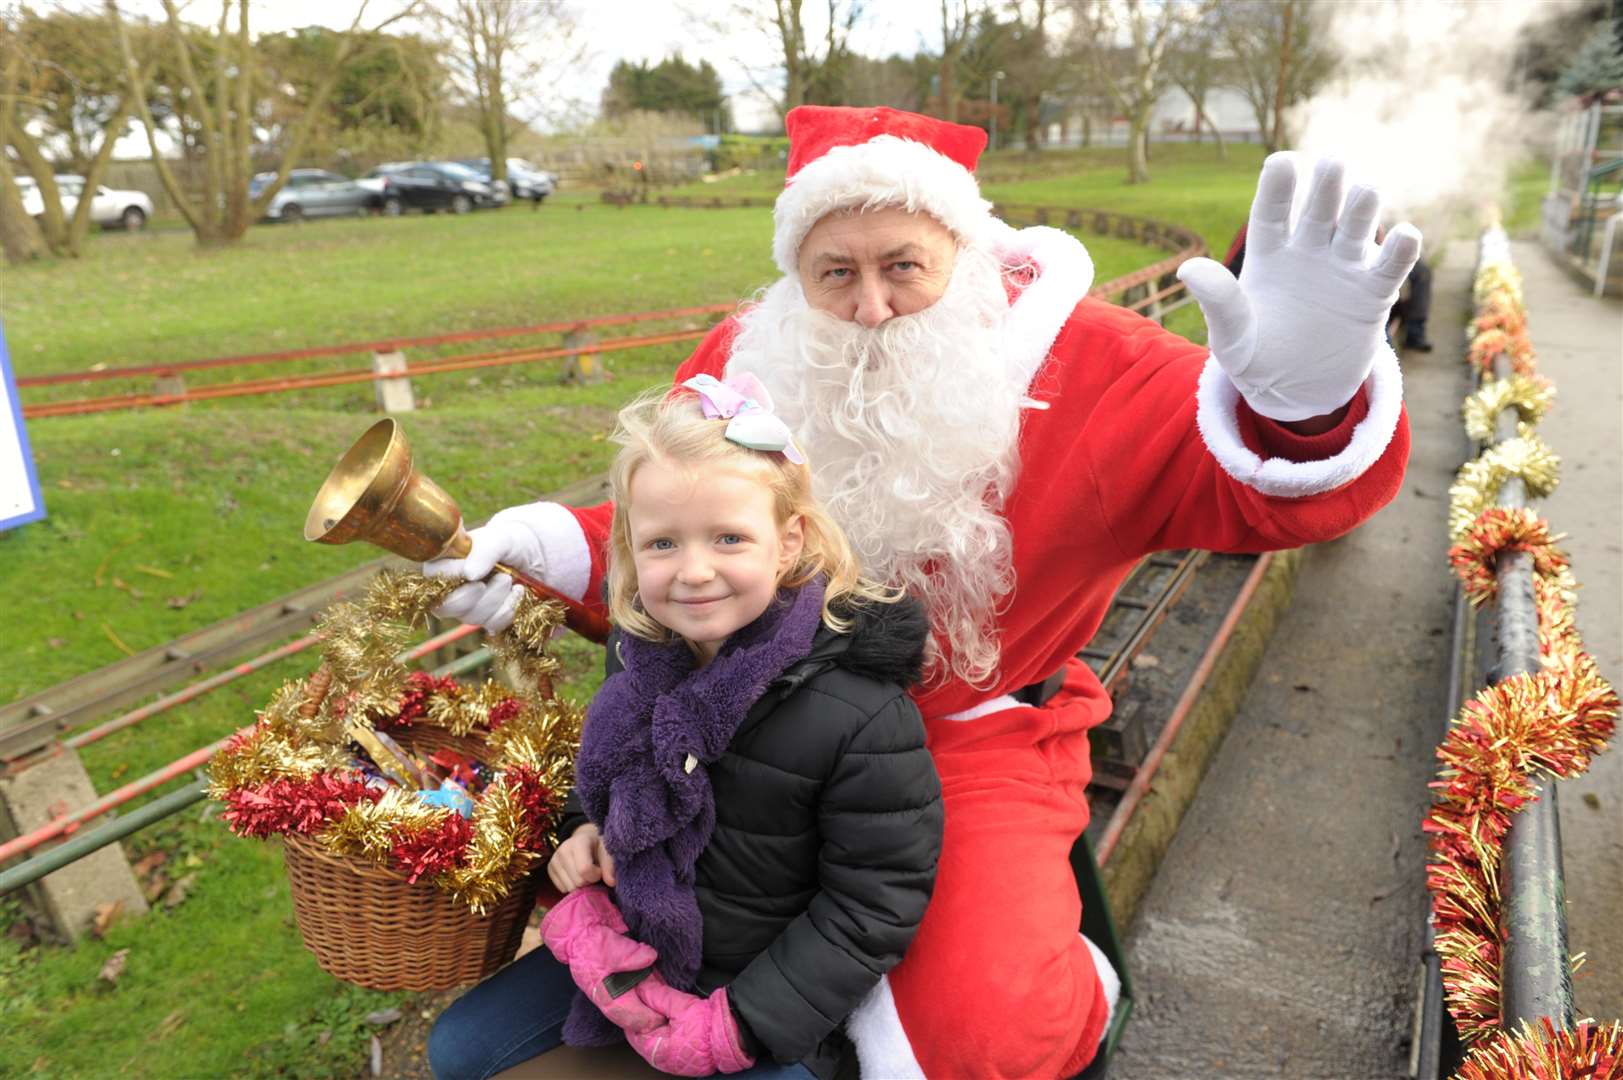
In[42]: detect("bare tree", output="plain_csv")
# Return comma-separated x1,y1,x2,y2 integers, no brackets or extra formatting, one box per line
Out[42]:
107,0,418,248
1216,0,1335,153
1006,0,1051,151
938,0,975,122
1068,0,1194,184
0,39,47,264
688,0,863,126
435,1,583,185
1,9,144,259
1164,6,1227,159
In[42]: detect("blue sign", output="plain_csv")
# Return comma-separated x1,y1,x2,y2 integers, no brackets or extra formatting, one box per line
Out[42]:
0,316,46,531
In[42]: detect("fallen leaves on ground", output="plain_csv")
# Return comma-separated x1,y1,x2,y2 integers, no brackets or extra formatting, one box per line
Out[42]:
91,901,124,939
98,948,129,985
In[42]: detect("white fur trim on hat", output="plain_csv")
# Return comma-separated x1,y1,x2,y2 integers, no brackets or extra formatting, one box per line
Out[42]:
1195,343,1404,498
773,135,995,275
987,220,1095,390
845,974,926,1079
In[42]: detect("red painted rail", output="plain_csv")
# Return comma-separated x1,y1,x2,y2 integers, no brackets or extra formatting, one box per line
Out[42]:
25,328,710,418
19,303,736,388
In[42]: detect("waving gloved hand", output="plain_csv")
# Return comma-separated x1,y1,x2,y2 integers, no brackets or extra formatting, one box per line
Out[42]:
624,976,756,1076
538,885,666,1034
1176,153,1423,423
421,504,552,632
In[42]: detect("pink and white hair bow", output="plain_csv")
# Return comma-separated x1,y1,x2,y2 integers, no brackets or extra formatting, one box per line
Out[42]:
681,373,806,465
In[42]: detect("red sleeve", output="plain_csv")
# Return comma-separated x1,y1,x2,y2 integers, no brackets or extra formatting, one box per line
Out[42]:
1237,385,1370,462
1070,303,1408,558
563,317,743,609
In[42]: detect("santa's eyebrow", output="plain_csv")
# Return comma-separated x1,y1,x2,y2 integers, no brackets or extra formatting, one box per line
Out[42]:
809,243,929,270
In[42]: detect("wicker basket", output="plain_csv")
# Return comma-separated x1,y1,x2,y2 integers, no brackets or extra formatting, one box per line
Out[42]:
280,671,543,991
283,830,540,991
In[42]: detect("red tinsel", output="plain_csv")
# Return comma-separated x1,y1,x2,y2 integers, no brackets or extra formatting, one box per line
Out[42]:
486,698,523,730
1448,507,1569,607
1455,1018,1623,1079
222,773,381,839
390,812,474,884
387,671,461,728
505,765,561,851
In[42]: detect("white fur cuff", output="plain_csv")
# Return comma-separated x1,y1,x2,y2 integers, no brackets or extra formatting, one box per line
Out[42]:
523,501,593,602
846,975,927,1079
773,136,994,276
1195,345,1403,498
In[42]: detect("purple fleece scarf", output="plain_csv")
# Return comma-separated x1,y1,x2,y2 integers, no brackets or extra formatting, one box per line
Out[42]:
563,577,827,1047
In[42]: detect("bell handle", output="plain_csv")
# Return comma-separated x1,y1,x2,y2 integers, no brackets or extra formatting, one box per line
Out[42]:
443,526,611,643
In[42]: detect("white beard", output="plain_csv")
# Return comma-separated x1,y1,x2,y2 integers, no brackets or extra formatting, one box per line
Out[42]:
725,244,1027,687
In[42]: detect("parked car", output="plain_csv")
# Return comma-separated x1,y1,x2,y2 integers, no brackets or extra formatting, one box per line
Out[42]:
250,169,371,221
456,157,557,203
17,174,153,230
363,161,498,214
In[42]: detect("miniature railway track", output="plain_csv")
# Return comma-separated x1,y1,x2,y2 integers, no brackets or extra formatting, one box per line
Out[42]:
0,474,610,774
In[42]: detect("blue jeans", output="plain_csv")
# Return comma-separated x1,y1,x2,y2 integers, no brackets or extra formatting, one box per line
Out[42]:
427,945,816,1080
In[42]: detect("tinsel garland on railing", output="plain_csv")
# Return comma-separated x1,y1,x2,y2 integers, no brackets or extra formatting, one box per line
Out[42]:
1425,225,1623,1073
209,570,584,913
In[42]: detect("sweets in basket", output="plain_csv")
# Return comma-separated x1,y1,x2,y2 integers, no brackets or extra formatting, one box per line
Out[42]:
208,570,584,991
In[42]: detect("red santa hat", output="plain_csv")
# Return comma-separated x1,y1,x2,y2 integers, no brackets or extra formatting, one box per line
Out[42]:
773,105,994,276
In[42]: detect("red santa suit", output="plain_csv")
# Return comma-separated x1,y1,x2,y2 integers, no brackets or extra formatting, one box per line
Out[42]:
511,111,1409,1077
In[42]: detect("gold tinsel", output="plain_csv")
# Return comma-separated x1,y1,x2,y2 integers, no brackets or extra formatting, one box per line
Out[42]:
1461,374,1554,442
212,568,584,913
1472,263,1523,307
1447,428,1561,540
443,776,542,912
1453,1019,1623,1080
321,787,450,862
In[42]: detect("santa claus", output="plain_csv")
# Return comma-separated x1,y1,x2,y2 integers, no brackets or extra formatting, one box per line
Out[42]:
428,106,1417,1077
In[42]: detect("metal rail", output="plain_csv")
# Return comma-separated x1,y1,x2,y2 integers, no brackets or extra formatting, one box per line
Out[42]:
18,303,736,388
0,561,395,767
0,473,609,771
1491,351,1574,1031
0,647,496,897
25,328,711,419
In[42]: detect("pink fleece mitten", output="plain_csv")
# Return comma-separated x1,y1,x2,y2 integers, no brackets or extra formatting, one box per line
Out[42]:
538,885,664,1033
625,976,755,1076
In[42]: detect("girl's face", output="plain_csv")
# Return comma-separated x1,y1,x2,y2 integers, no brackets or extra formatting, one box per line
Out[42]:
626,459,804,665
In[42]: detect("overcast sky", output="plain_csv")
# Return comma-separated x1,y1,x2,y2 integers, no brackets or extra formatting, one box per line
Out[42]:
172,0,956,133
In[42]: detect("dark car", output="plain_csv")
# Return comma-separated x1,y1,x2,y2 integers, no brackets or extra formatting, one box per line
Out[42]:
362,162,497,215
455,157,556,204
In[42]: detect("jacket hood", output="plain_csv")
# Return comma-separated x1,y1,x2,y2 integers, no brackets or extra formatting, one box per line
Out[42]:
811,594,929,689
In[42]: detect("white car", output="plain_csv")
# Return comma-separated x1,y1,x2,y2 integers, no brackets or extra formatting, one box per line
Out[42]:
18,174,153,230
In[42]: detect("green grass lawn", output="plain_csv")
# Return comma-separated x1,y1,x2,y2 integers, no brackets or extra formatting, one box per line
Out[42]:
0,148,1262,1078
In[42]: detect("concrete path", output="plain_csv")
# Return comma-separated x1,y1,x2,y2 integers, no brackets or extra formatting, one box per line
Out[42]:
1112,238,1479,1079
1520,239,1623,1024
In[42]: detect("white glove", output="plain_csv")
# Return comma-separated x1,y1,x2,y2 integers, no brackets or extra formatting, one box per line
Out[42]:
1177,153,1422,422
422,504,553,633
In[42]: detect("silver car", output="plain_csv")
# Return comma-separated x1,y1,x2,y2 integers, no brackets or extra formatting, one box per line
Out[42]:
252,169,371,222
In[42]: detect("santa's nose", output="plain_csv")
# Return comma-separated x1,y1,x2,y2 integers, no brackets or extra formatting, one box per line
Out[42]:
852,279,894,328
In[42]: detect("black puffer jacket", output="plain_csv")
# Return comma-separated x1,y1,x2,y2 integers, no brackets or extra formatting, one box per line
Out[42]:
559,597,942,1076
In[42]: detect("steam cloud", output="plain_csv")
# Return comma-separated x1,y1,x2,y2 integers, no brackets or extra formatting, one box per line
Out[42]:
1290,0,1564,227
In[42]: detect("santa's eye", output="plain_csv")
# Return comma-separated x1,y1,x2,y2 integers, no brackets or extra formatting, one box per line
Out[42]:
891,261,919,273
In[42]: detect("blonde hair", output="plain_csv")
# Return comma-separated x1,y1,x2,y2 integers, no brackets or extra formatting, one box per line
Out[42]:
606,388,897,644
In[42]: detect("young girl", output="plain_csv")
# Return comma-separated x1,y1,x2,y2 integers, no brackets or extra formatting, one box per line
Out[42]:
428,375,943,1080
